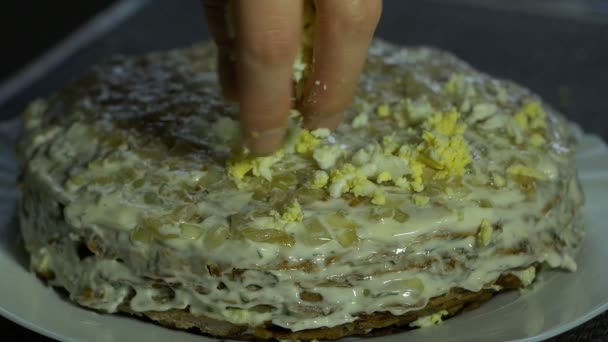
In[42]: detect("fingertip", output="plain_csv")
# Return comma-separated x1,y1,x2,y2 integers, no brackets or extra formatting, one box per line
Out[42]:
243,127,287,155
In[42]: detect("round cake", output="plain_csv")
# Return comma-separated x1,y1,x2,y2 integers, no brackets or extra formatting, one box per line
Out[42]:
17,40,584,340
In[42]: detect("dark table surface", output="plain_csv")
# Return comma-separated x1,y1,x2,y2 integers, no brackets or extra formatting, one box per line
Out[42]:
1,0,607,340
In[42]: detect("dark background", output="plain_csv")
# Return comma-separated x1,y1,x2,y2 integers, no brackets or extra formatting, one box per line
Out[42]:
1,0,607,341
0,1,115,81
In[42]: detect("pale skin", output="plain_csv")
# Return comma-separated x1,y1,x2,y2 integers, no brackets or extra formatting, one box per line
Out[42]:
202,0,382,155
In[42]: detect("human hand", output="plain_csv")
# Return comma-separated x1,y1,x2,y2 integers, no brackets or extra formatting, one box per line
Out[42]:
202,0,382,154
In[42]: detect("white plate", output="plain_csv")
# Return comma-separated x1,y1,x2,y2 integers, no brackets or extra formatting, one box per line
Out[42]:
1,118,607,342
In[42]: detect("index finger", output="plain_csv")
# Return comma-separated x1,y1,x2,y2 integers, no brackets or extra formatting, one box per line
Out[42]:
234,0,303,155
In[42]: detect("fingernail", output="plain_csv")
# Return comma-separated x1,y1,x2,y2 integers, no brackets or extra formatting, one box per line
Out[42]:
244,127,286,155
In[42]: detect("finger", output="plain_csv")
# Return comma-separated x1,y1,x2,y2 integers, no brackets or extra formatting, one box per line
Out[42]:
302,0,382,129
201,0,237,100
234,0,303,155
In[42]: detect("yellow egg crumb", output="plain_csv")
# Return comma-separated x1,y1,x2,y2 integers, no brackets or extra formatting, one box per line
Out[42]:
313,145,343,170
395,177,410,190
371,190,386,205
506,164,547,180
397,146,425,192
227,149,285,183
417,110,471,179
381,135,399,155
305,109,470,203
410,310,448,328
327,164,357,197
227,160,254,181
405,97,434,123
351,175,376,198
412,194,430,206
282,199,303,222
426,109,465,136
376,104,390,117
376,171,392,183
295,130,320,154
476,218,493,247
311,170,329,189
222,308,251,325
513,100,547,136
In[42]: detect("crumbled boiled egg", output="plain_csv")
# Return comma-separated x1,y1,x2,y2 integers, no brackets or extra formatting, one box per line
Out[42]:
410,310,448,328
282,199,303,222
416,109,472,179
376,104,391,117
313,144,343,170
530,133,546,147
405,96,434,123
395,177,410,189
295,130,320,154
513,100,547,131
227,148,285,182
381,135,399,155
412,194,430,206
371,190,386,205
397,146,425,192
229,100,472,208
311,170,329,189
426,109,465,137
376,171,392,183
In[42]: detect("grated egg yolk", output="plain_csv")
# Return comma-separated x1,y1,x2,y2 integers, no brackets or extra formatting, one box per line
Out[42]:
311,170,329,189
227,149,285,183
295,130,320,154
376,104,391,117
412,194,430,206
416,109,472,179
513,100,547,131
282,199,303,222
